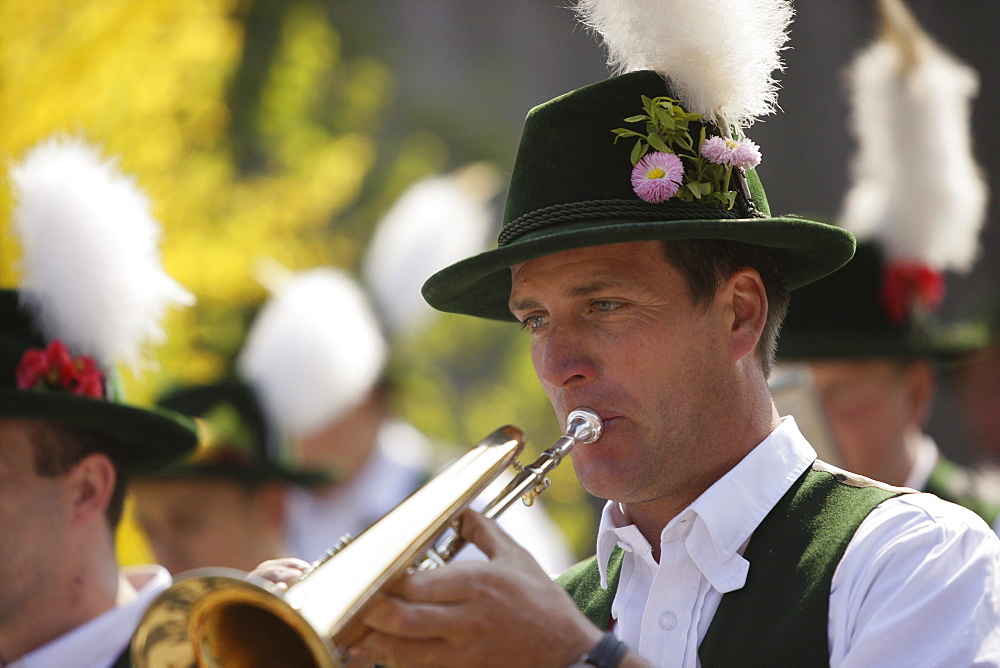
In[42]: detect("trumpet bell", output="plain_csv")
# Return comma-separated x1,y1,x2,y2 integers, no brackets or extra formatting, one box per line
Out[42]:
131,569,335,667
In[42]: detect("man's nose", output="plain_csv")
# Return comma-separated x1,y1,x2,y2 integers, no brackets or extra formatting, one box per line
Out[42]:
534,324,598,389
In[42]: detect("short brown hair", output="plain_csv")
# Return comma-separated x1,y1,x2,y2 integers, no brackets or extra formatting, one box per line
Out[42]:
662,239,789,377
26,421,128,529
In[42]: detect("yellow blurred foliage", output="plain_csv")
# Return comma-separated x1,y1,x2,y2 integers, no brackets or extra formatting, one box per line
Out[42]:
0,0,388,391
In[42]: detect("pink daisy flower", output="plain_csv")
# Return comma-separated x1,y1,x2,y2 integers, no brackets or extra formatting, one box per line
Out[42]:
700,136,762,169
631,151,684,203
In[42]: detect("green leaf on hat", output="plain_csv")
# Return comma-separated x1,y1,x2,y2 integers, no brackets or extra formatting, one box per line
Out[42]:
630,139,649,165
647,133,670,153
612,128,645,140
654,107,676,130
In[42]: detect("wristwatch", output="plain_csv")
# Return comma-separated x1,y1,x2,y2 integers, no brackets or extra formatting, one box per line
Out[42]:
568,632,629,668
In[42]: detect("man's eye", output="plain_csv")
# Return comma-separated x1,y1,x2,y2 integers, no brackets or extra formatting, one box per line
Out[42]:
519,315,547,331
592,300,623,312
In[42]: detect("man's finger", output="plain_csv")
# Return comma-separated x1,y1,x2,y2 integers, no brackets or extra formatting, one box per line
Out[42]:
456,508,518,561
247,557,311,585
362,594,462,639
383,561,488,603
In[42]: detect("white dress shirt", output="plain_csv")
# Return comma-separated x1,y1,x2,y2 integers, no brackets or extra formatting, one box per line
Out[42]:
9,565,170,668
595,417,1000,667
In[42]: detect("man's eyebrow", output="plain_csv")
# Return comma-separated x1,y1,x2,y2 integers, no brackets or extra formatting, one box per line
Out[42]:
567,279,624,298
509,279,626,312
508,297,540,313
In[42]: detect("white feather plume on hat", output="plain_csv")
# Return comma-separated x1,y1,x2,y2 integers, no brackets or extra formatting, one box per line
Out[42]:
573,0,794,129
237,268,387,438
10,136,193,369
361,162,500,338
839,0,986,273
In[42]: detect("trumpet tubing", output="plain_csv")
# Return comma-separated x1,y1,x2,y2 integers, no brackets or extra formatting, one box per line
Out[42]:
130,409,603,667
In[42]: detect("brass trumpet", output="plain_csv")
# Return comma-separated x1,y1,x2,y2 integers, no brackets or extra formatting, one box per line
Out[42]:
130,408,603,667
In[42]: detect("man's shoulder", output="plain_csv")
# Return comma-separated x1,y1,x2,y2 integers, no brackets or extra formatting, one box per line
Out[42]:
926,455,1000,527
863,487,999,539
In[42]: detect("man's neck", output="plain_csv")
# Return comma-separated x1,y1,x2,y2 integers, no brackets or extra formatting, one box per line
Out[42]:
621,400,781,561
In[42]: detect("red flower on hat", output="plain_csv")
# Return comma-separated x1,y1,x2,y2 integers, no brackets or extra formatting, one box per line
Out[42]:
881,263,945,324
15,340,106,399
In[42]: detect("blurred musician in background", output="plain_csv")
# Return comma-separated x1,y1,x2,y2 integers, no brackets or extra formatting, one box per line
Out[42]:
131,380,330,574
0,138,195,666
775,0,1000,529
959,297,1000,463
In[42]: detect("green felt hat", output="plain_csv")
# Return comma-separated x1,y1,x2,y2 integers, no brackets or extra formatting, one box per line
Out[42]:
144,380,331,485
422,71,856,321
777,242,987,360
0,289,197,474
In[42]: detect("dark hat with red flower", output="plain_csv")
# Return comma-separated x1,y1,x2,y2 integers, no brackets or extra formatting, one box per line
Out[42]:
421,0,856,320
1,137,197,473
137,380,332,485
777,242,987,360
777,0,989,361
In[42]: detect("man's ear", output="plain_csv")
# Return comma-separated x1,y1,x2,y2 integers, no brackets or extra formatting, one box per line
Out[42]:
722,268,768,364
67,452,116,524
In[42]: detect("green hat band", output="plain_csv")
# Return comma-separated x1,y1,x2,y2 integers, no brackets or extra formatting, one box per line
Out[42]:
498,198,741,247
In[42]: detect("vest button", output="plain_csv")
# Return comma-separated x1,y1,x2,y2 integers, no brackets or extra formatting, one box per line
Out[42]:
659,611,678,631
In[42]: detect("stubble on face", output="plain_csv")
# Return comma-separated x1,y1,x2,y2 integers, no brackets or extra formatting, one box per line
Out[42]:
509,241,735,510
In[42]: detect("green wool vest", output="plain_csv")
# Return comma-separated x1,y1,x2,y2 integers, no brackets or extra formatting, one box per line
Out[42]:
557,461,910,667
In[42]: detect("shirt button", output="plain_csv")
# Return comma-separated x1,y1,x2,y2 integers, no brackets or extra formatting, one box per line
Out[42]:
659,611,678,631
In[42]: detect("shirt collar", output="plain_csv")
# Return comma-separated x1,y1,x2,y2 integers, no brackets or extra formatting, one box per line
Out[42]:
12,565,170,668
595,417,816,592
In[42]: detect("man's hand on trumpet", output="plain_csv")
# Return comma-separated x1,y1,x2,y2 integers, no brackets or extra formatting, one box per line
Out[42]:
248,556,313,592
249,509,646,668
352,509,607,667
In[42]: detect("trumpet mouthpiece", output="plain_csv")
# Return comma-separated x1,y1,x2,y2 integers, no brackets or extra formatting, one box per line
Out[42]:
566,408,603,444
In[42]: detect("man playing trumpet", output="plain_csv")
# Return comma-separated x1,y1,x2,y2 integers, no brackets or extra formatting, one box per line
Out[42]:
255,0,1000,664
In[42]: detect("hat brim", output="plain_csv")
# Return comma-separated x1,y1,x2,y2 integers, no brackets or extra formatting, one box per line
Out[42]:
0,390,197,474
422,216,856,321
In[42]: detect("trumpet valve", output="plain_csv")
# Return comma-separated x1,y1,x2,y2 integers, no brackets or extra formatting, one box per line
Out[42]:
522,477,552,507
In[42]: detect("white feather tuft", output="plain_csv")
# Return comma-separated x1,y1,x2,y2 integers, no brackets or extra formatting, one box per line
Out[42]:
11,137,193,369
840,0,987,273
361,163,499,337
573,0,794,128
237,268,386,438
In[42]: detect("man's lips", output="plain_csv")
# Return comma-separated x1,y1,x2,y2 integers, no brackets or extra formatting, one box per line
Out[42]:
595,414,623,427
571,410,624,433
